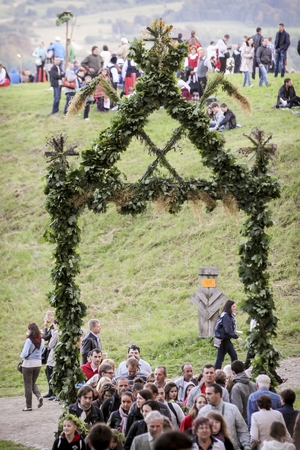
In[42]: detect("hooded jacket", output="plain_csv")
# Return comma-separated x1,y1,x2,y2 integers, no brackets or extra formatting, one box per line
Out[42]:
230,372,256,422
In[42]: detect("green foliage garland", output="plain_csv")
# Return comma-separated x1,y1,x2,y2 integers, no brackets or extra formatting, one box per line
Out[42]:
44,19,280,402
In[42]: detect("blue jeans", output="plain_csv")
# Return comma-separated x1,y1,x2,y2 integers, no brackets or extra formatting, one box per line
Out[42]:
259,64,269,86
274,49,286,77
243,71,251,86
64,92,75,115
52,86,61,114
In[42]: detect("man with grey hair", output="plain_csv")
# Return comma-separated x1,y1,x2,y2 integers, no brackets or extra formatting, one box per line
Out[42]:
247,374,281,428
131,411,164,450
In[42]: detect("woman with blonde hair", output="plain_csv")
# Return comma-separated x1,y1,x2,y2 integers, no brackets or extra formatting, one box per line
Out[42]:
205,410,234,450
180,394,207,431
95,376,113,392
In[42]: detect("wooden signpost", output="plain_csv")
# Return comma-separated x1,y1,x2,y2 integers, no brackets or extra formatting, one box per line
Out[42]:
190,267,228,337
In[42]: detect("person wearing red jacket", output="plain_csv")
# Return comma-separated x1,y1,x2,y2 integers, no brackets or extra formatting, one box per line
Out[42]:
81,348,102,380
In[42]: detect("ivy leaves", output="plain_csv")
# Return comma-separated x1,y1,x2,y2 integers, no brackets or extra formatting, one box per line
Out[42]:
44,19,281,403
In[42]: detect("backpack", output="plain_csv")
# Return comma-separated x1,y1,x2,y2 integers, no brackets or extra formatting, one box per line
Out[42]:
214,312,226,338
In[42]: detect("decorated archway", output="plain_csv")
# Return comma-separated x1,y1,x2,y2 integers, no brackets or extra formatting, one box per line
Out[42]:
44,19,280,403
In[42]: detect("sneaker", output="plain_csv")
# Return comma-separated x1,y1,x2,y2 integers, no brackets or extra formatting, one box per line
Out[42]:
249,84,253,88
84,118,90,121
48,396,56,401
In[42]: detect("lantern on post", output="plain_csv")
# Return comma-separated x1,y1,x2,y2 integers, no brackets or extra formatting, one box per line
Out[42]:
189,267,228,337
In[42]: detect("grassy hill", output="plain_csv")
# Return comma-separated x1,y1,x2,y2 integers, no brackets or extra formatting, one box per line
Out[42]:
0,73,300,398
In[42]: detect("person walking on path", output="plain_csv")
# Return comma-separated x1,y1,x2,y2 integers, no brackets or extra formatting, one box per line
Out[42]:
20,323,44,411
214,300,242,369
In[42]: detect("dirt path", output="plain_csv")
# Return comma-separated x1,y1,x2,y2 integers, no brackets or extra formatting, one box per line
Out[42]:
0,358,299,449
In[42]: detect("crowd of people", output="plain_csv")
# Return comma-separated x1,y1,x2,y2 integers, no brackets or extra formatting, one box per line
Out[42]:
19,304,300,450
1,22,299,122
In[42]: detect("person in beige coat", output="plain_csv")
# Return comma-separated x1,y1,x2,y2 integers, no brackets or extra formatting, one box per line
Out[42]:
250,395,293,450
241,37,254,87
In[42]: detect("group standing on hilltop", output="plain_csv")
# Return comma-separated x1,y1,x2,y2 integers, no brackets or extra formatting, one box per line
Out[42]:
2,22,299,124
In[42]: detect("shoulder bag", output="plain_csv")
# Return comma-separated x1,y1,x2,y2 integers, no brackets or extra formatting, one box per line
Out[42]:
17,346,36,374
62,78,76,89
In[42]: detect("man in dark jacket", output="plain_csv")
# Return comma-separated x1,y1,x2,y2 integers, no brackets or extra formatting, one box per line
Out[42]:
81,319,101,364
49,57,64,114
256,38,272,87
215,103,236,131
230,360,256,422
101,377,130,422
251,27,263,79
274,23,290,78
69,385,104,434
277,389,299,435
275,78,300,108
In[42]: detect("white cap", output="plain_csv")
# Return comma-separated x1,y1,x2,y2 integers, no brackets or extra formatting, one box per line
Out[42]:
55,36,61,41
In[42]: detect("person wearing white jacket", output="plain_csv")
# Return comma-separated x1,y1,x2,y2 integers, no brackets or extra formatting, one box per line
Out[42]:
216,34,231,73
250,395,293,450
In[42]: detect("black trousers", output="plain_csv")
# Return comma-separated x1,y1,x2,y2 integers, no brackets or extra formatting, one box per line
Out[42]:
288,96,300,108
219,57,227,73
46,365,54,396
214,338,237,369
198,77,207,98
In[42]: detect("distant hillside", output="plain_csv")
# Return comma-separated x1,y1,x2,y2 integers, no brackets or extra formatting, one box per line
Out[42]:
169,0,300,26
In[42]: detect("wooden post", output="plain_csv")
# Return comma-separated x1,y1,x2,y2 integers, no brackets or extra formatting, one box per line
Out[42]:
190,267,228,337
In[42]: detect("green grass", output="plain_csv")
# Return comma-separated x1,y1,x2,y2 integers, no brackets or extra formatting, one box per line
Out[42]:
0,443,35,450
1,74,300,397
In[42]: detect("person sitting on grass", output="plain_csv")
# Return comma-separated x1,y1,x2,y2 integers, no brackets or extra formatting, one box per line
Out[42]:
209,102,225,131
52,413,87,450
214,103,237,131
274,78,300,109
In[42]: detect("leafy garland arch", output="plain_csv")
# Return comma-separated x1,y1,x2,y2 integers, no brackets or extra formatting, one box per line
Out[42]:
44,19,280,404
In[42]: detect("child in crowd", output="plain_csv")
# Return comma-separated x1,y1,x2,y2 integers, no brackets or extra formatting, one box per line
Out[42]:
52,414,87,450
109,428,125,450
94,68,110,112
